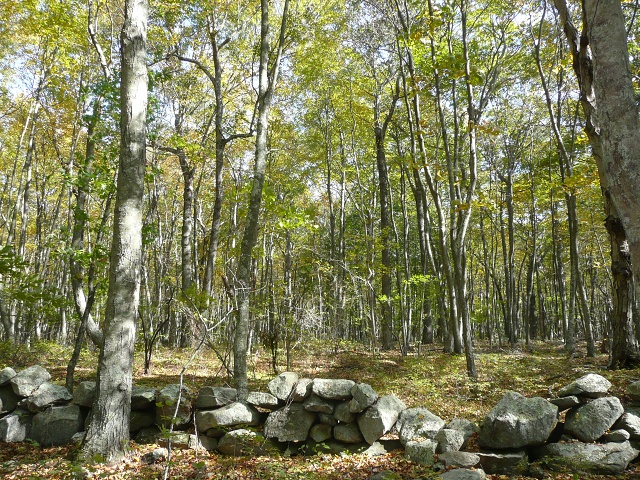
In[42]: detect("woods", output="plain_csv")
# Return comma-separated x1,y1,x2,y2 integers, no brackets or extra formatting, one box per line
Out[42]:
1,0,640,464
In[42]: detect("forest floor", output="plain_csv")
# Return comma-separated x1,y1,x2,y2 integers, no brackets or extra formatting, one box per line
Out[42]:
0,339,639,479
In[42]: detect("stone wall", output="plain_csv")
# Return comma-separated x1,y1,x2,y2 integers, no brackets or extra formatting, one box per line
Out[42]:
1,366,640,478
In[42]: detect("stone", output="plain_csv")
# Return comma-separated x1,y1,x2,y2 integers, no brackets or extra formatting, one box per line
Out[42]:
602,429,631,443
478,391,557,449
549,395,582,411
195,402,260,431
264,403,316,442
396,407,445,446
247,391,279,409
358,394,406,445
333,423,364,443
268,372,299,401
131,386,157,410
303,393,334,413
533,440,639,475
310,423,332,443
478,450,528,475
291,378,313,402
349,383,378,413
155,384,191,430
71,432,84,444
436,428,465,453
629,380,640,402
197,435,218,451
157,432,192,449
557,373,611,399
615,411,640,439
318,413,338,426
439,469,486,480
142,447,167,464
130,410,156,432
312,379,356,400
363,439,403,456
446,418,479,449
0,384,20,414
334,401,355,423
72,381,96,408
565,396,624,442
438,451,481,469
30,404,82,446
10,365,51,397
405,439,437,466
0,367,16,386
217,428,275,456
26,383,73,412
0,410,32,442
195,386,237,409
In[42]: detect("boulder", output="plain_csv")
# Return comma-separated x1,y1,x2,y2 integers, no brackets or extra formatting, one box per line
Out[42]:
334,401,355,423
264,403,315,442
564,396,623,442
10,365,51,397
349,383,378,413
358,395,406,445
615,411,640,439
310,423,332,443
0,410,32,442
268,372,298,401
549,395,582,411
131,386,157,410
334,423,364,443
195,386,237,409
558,373,611,399
217,428,275,456
303,393,334,413
396,407,445,446
478,391,557,449
0,384,20,414
533,440,639,475
195,402,260,432
130,410,156,432
0,367,16,386
72,381,96,408
478,450,528,475
312,379,355,400
26,383,72,412
446,418,479,449
30,404,82,446
142,447,167,464
436,428,465,453
155,384,191,430
247,391,279,409
291,378,313,402
440,469,486,480
405,439,437,466
438,451,481,469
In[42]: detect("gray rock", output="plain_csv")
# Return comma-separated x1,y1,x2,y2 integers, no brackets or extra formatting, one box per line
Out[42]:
131,386,156,410
478,450,528,475
217,428,275,456
195,402,260,431
72,381,95,408
310,423,332,443
358,394,406,445
363,439,403,456
26,383,72,412
534,440,639,475
142,447,167,464
303,393,334,413
264,403,316,442
30,404,82,446
334,401,355,423
130,409,156,432
436,428,465,453
247,391,279,409
0,367,16,386
10,365,51,397
439,469,486,480
565,396,624,442
0,384,20,414
629,380,640,402
549,395,582,411
312,379,355,400
268,372,299,401
0,410,32,442
438,451,481,469
157,432,193,449
195,386,237,409
291,378,313,401
349,383,378,413
197,435,218,451
615,411,640,439
478,391,557,449
396,407,445,446
318,413,338,426
334,423,364,443
602,429,631,442
156,384,191,430
446,418,479,449
405,439,437,466
71,431,84,444
558,373,611,398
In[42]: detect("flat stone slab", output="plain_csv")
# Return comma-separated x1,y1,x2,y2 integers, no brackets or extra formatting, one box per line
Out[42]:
478,450,528,475
195,386,237,409
195,402,260,431
247,391,279,409
533,440,639,475
549,396,582,411
26,383,72,412
312,379,355,400
438,451,481,469
558,373,611,398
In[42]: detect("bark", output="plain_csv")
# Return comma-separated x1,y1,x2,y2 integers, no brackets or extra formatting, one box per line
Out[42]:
81,0,147,463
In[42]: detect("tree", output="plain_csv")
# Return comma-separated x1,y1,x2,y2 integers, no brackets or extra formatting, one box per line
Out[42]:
81,0,147,463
